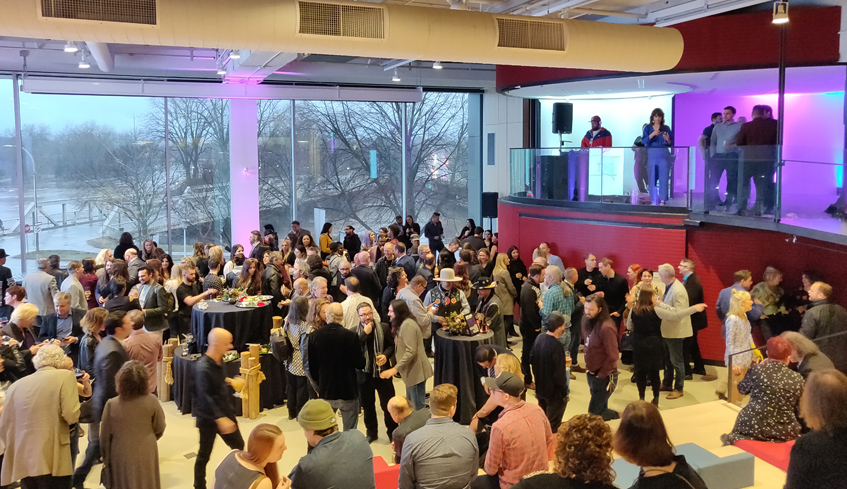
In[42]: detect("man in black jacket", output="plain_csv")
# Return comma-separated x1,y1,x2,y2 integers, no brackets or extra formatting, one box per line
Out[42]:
351,252,383,312
531,311,570,433
423,212,445,254
193,327,244,489
375,242,396,289
262,251,286,314
73,311,131,489
306,303,365,431
597,258,629,328
576,253,602,297
438,239,459,272
355,302,397,443
343,225,362,257
679,259,716,381
519,264,545,389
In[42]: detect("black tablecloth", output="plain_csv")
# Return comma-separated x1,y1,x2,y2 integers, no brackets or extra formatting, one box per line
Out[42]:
191,301,273,353
434,329,493,424
171,345,286,416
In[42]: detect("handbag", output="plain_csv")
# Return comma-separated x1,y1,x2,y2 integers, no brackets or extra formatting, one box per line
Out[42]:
79,399,95,424
270,325,293,363
619,330,634,352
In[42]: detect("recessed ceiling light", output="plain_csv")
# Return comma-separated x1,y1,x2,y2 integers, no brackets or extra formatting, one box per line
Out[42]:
433,61,443,70
64,42,78,53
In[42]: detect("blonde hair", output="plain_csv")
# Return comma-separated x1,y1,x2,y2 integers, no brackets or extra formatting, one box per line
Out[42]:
429,384,458,417
81,308,109,335
95,249,110,266
11,303,38,323
727,289,750,319
494,353,523,382
209,246,224,265
493,253,509,275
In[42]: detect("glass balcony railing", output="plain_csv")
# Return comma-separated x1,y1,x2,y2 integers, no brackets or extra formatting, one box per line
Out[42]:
510,146,694,207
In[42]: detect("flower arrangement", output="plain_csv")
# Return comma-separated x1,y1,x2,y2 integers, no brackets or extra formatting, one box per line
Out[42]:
222,287,245,304
443,312,468,335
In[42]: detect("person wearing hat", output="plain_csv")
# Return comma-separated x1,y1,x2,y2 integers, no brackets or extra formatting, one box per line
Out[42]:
474,372,554,489
423,268,470,356
580,116,613,148
474,277,505,348
0,248,12,309
530,311,571,434
289,399,375,489
342,225,361,257
409,234,421,257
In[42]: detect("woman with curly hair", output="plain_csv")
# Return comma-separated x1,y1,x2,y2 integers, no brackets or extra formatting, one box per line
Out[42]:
514,414,617,489
614,401,707,489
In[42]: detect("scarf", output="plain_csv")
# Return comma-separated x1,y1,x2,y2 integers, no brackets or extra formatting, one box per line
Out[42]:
359,320,386,378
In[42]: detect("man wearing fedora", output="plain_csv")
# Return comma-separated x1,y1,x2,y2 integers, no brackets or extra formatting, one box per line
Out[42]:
290,399,375,489
0,249,13,310
423,268,470,357
474,277,505,348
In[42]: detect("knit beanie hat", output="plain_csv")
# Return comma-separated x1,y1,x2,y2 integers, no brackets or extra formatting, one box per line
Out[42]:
297,399,337,431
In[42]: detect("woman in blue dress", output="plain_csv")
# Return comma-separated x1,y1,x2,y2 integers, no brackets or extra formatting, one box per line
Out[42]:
642,108,673,205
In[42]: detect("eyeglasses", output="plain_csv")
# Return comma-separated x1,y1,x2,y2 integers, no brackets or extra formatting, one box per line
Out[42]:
358,312,374,317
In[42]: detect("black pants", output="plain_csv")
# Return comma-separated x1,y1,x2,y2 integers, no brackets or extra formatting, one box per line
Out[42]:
359,374,398,438
429,239,444,254
195,418,244,489
470,474,501,489
21,476,72,489
503,315,517,337
73,434,100,487
709,153,739,206
519,326,539,384
537,396,567,434
286,371,310,419
684,329,706,375
634,364,661,401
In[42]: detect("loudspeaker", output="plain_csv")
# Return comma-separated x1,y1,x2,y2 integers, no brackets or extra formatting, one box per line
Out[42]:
481,192,499,218
540,155,568,200
552,102,573,135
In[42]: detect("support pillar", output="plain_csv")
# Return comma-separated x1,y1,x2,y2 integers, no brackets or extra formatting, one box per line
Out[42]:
229,99,260,250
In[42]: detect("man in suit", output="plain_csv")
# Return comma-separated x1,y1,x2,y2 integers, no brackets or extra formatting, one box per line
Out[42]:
678,259,717,381
21,258,58,330
352,251,383,311
37,292,83,365
655,263,700,400
248,230,271,261
73,311,131,489
124,248,144,289
137,265,172,338
394,243,416,281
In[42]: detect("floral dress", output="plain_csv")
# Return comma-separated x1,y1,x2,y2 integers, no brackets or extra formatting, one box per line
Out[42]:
725,315,754,368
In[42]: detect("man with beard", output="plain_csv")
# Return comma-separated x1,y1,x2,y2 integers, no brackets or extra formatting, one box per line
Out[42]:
176,266,216,337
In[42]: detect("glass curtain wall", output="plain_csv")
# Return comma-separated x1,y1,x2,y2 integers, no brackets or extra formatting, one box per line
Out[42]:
1,86,476,279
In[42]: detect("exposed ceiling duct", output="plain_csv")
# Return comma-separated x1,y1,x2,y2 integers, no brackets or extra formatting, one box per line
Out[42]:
0,0,683,72
84,41,114,72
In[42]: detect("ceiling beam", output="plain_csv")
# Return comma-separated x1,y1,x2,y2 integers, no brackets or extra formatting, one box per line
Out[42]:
486,0,535,14
528,0,597,17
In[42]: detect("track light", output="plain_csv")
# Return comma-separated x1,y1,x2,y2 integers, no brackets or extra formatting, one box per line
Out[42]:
772,0,788,24
64,41,78,53
392,69,401,82
217,66,227,75
78,53,90,69
229,50,241,60
432,61,443,70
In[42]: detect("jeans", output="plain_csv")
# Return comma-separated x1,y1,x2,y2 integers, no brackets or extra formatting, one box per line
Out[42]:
328,398,360,431
194,418,244,489
537,396,568,433
663,337,686,392
520,326,539,384
586,373,617,420
406,381,427,411
72,421,100,488
359,374,398,438
647,148,671,202
684,329,706,375
286,371,310,419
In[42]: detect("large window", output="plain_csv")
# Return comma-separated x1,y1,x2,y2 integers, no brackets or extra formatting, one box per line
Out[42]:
0,76,21,277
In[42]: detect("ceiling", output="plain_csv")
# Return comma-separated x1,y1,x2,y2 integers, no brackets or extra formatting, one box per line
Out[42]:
505,65,847,99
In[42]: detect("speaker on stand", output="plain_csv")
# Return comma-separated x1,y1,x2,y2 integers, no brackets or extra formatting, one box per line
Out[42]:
552,102,573,152
481,192,498,234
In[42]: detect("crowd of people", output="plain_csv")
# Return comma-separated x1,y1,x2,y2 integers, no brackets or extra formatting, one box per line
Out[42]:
0,211,845,489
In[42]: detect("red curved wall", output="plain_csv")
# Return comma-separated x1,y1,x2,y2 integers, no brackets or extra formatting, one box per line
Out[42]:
496,6,841,91
499,199,847,362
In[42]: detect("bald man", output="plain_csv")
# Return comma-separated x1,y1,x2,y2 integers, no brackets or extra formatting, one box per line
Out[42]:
125,248,144,288
389,396,430,463
193,328,244,489
351,251,383,310
306,303,365,431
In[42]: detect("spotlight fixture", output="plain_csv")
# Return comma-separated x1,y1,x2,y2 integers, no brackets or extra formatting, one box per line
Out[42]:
63,41,78,53
229,50,241,60
78,53,90,69
392,69,401,82
772,0,788,24
217,66,227,75
432,61,443,70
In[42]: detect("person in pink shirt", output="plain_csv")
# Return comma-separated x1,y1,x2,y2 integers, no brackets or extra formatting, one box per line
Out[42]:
123,310,163,394
474,372,555,489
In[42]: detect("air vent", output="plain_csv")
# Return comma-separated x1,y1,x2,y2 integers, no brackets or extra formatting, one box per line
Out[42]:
298,1,385,39
496,18,565,51
41,0,156,25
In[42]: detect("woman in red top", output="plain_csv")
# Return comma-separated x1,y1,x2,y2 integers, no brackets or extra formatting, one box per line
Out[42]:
582,294,620,421
79,258,100,310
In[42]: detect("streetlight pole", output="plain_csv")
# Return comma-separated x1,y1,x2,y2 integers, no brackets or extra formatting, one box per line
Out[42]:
3,144,39,257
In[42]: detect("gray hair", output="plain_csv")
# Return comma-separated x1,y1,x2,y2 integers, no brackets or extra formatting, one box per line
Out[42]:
546,266,563,283
325,302,344,324
781,331,820,358
54,292,72,304
657,263,676,280
37,258,50,271
310,276,328,294
33,344,68,370
268,251,282,263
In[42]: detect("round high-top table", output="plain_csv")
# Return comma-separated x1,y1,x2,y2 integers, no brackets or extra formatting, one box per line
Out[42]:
434,329,494,424
171,345,286,416
191,300,273,353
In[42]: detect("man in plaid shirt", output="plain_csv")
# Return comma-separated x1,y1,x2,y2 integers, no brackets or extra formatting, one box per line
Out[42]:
473,372,554,489
539,267,573,350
